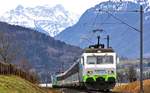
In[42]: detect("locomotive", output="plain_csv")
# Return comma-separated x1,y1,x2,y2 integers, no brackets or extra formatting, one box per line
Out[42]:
52,36,119,91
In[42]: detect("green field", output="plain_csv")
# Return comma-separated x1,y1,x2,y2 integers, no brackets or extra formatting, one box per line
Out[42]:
0,75,46,93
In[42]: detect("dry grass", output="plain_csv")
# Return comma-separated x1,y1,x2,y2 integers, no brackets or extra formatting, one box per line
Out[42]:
113,79,150,93
44,88,60,93
0,75,46,93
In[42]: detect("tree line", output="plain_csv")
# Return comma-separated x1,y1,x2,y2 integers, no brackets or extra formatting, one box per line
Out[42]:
0,62,38,83
117,65,150,83
0,31,39,83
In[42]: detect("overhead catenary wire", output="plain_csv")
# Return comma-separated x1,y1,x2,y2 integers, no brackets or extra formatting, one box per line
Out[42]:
111,16,140,51
79,0,141,49
101,9,140,32
81,4,130,48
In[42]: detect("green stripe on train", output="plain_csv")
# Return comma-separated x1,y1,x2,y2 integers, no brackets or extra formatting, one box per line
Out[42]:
83,74,116,82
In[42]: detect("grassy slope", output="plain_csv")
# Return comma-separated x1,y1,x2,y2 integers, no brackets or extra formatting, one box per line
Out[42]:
0,75,46,93
113,79,150,93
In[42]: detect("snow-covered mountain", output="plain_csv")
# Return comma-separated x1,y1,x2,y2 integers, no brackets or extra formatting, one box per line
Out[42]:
0,4,79,37
55,1,150,58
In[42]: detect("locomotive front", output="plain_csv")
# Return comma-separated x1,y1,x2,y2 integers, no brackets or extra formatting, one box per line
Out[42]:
79,47,118,90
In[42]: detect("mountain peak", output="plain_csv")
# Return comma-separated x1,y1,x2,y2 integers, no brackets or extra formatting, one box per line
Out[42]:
16,5,24,10
54,4,65,10
0,4,79,37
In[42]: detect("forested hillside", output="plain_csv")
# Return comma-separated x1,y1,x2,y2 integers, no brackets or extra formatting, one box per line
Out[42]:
0,22,82,82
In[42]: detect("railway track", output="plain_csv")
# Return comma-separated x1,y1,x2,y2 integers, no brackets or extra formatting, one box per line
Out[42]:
60,88,118,93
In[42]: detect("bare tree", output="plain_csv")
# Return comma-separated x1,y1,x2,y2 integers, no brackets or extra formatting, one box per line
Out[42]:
0,32,19,63
117,71,124,83
127,65,137,82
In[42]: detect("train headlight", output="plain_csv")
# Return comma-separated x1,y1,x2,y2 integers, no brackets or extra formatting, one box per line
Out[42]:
107,70,114,74
87,70,93,75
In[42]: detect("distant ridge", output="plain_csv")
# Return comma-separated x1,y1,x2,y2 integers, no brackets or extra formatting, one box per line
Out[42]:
0,21,82,81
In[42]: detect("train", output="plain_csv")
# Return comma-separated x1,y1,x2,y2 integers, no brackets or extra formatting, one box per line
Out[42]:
51,36,119,91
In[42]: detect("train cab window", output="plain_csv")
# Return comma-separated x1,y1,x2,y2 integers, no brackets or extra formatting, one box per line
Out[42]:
97,56,113,64
87,56,96,64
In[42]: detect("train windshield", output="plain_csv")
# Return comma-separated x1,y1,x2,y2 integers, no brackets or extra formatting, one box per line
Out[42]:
87,56,113,64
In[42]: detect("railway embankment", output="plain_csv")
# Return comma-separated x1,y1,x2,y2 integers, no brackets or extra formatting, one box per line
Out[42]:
0,75,46,93
113,79,150,93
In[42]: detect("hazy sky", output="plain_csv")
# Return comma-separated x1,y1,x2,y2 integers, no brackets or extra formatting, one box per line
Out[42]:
0,0,104,16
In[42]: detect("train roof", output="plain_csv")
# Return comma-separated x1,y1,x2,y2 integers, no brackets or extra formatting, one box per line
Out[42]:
84,48,114,53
